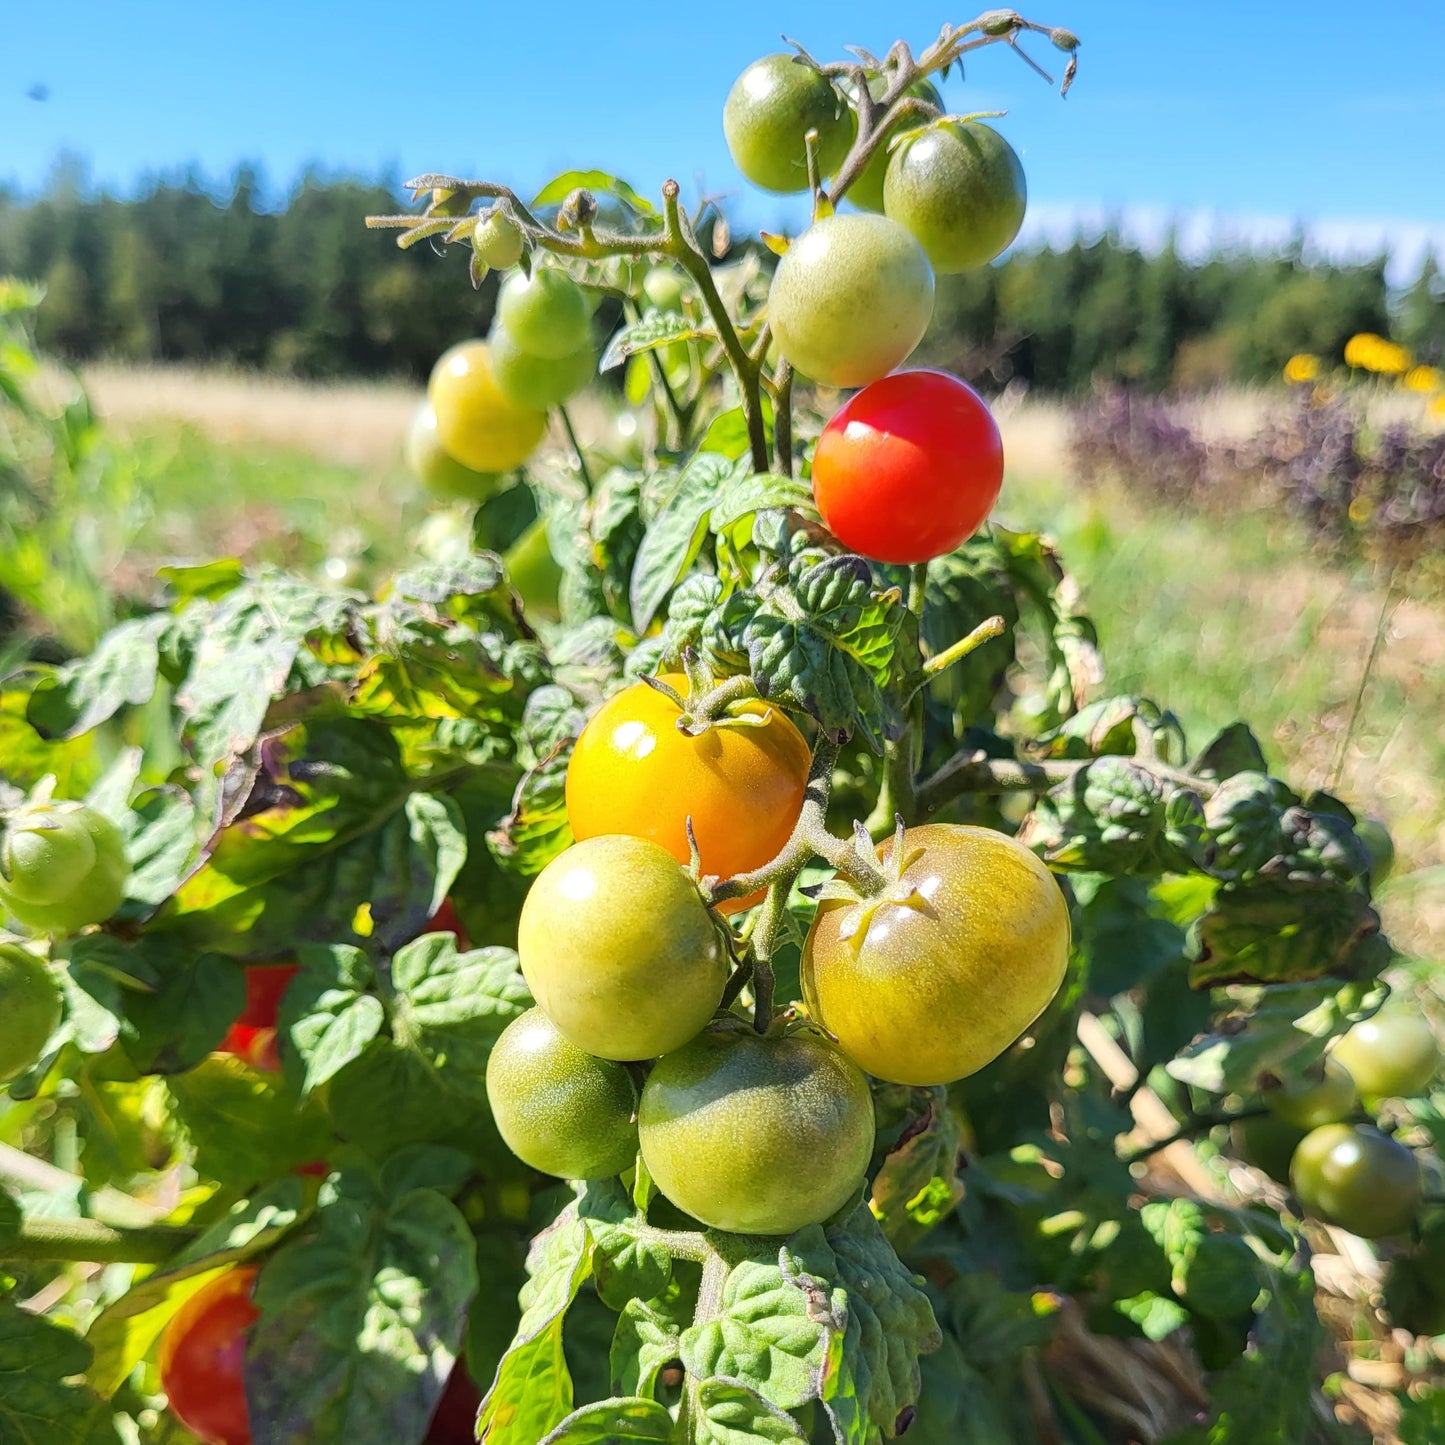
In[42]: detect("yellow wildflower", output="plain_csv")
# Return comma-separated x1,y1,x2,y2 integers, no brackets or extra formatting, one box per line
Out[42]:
1284,353,1321,384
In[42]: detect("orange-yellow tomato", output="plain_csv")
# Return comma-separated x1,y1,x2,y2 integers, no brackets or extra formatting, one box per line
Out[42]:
565,675,810,914
427,340,547,474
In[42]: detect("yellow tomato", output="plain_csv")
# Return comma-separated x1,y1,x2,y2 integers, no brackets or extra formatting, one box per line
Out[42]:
427,340,547,473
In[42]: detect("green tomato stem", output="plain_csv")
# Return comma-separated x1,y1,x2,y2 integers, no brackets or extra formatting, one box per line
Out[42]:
1119,1105,1272,1166
0,1216,198,1265
772,360,795,477
557,404,594,495
917,614,1006,687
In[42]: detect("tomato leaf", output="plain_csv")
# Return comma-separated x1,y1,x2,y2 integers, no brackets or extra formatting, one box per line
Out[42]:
629,452,748,633
477,1208,596,1445
538,1396,674,1443
325,937,530,1163
281,944,385,1094
610,1297,687,1400
531,170,659,217
24,612,170,739
579,1181,673,1311
487,741,575,879
600,309,715,372
695,1377,807,1443
1167,978,1386,1095
167,1055,335,1186
246,1161,478,1445
0,1301,119,1445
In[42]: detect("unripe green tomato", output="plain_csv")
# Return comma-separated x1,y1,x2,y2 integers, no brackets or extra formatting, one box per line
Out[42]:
1290,1123,1420,1238
847,79,944,213
490,325,595,411
516,836,726,1062
883,120,1027,274
496,267,591,360
642,267,686,312
638,1022,875,1234
427,341,548,474
1332,1009,1440,1101
1231,1113,1306,1183
503,516,563,622
486,1008,639,1179
768,213,934,388
723,54,855,194
802,824,1069,1086
0,943,62,1084
1354,816,1395,888
1265,1057,1358,1130
472,209,526,270
404,402,503,503
0,803,126,934
1,805,97,905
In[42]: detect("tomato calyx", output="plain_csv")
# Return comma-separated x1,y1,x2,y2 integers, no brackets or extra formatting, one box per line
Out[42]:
808,817,930,948
639,656,765,737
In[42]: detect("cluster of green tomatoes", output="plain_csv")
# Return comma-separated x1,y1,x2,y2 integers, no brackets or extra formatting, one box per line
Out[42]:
1233,1009,1441,1239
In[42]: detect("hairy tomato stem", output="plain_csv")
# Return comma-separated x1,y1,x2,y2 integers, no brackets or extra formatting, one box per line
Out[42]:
0,1216,198,1265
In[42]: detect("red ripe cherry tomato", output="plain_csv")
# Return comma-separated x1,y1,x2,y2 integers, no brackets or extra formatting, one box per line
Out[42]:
427,1361,483,1445
810,370,1003,564
218,964,300,1072
423,897,471,951
158,1266,259,1445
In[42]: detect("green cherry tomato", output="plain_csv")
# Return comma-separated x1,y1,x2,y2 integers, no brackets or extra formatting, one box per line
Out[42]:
847,78,944,213
1,804,97,905
723,53,855,194
0,943,62,1084
486,1007,639,1179
490,324,595,411
883,120,1027,274
0,802,127,935
638,1022,875,1234
1230,1113,1306,1183
1332,1009,1440,1101
496,267,591,360
802,824,1070,1086
768,213,934,388
516,836,726,1061
1290,1123,1420,1238
1265,1057,1358,1130
642,267,686,312
503,516,563,621
405,402,502,503
472,209,526,270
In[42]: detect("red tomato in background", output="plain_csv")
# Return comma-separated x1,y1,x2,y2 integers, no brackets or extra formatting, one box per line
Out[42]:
810,370,1003,564
424,897,471,950
219,964,300,1072
427,1361,484,1445
158,1266,259,1445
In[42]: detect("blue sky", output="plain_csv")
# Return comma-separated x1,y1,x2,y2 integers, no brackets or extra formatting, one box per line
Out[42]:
5,0,1444,274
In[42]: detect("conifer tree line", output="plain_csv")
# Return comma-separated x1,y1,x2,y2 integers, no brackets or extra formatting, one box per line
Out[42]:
2,167,1442,390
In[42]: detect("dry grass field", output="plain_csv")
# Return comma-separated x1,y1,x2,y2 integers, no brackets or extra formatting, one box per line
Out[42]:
83,365,1445,964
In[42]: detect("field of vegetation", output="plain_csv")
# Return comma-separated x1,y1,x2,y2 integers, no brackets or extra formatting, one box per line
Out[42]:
76,365,1445,969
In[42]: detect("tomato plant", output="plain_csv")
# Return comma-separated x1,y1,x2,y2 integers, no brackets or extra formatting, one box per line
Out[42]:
3,13,1438,1445
811,368,1004,562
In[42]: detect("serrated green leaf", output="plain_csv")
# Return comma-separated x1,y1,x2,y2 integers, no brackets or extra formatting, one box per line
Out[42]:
0,1302,119,1445
538,1396,674,1443
478,1208,596,1445
601,310,715,373
282,944,385,1094
630,453,745,632
1167,978,1385,1095
167,1054,335,1185
247,1170,478,1444
709,472,816,536
610,1296,686,1400
24,612,170,739
696,1377,807,1443
532,170,659,217
488,741,575,878
578,1181,673,1311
